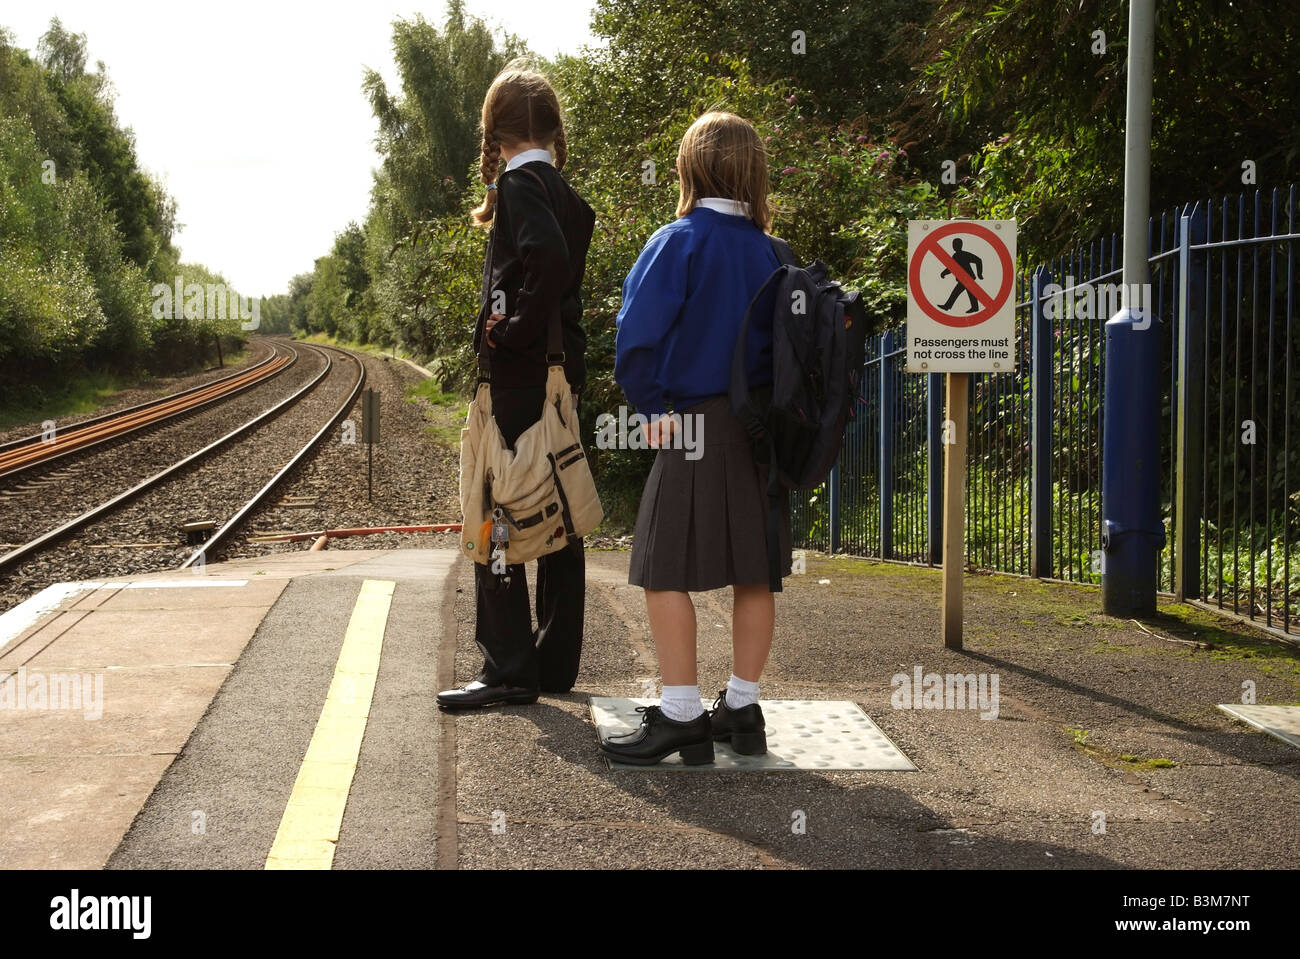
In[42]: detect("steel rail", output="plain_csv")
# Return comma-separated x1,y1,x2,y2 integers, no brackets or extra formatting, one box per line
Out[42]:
0,340,297,480
0,345,335,576
180,348,366,569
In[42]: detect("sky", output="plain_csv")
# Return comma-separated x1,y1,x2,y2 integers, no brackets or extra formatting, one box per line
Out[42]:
4,1,598,297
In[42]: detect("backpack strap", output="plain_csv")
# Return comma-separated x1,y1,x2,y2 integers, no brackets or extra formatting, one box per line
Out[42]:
730,235,796,449
761,233,797,593
769,235,797,267
729,267,784,452
730,233,797,594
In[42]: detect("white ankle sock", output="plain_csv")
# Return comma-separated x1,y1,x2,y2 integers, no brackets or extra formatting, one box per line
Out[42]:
725,673,760,710
659,685,704,722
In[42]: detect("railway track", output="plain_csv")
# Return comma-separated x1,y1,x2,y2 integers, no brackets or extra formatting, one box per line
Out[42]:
180,348,365,568
0,340,326,560
0,344,365,601
0,339,295,481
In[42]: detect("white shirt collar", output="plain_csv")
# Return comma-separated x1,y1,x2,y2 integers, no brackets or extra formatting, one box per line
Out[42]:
696,197,751,217
505,148,555,172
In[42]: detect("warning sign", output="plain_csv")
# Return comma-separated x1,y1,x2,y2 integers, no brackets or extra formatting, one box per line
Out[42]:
906,219,1017,373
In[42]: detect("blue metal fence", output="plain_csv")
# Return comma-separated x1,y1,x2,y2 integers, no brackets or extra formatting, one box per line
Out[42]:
791,186,1300,637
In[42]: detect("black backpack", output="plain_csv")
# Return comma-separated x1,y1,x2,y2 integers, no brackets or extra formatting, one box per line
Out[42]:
730,237,869,591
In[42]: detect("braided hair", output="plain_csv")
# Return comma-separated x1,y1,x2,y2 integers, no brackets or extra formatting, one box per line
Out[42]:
470,62,569,227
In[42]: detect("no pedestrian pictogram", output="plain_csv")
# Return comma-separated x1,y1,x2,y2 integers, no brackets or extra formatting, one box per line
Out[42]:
907,219,1017,374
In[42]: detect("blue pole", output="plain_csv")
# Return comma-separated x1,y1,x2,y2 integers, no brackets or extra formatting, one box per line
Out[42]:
828,464,841,554
1102,0,1162,617
1030,267,1054,578
1174,202,1206,601
1102,310,1164,615
879,331,895,559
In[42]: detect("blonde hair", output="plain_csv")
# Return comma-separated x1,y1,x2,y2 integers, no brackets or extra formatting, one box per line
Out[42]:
470,61,568,227
675,111,771,233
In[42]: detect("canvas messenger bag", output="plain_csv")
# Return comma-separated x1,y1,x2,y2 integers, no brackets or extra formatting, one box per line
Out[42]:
459,359,602,565
459,174,602,565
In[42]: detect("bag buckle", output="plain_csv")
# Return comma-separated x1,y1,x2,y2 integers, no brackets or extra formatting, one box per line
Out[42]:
490,506,510,545
489,507,510,581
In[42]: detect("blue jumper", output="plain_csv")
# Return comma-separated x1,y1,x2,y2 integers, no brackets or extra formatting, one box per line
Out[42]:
615,207,779,417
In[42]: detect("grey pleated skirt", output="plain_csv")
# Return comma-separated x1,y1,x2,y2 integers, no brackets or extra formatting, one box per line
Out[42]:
628,396,793,592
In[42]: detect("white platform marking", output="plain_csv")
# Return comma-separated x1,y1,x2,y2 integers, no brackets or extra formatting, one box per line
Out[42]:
591,697,917,771
1218,704,1300,751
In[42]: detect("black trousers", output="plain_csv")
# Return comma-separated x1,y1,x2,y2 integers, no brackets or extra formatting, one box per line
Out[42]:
473,384,585,692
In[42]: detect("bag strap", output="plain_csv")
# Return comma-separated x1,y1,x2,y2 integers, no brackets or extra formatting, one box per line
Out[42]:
769,235,797,267
729,240,794,450
477,224,497,382
477,199,504,381
483,165,566,374
748,235,796,594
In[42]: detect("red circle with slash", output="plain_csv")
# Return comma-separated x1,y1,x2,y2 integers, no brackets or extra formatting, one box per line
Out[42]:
909,222,1015,328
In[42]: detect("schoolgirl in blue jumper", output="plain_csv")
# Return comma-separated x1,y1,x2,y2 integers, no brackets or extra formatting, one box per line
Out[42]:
601,111,792,765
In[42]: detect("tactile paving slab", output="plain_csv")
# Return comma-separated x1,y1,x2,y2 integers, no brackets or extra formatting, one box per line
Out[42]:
1218,704,1300,750
590,698,917,771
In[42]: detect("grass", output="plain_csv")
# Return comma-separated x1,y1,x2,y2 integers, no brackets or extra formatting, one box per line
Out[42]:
1066,726,1179,770
0,370,132,430
798,456,1300,610
296,330,430,369
404,379,467,450
803,551,1300,696
295,334,471,448
423,421,466,449
404,377,459,407
1150,602,1300,668
1118,754,1178,770
814,554,939,580
795,465,1103,582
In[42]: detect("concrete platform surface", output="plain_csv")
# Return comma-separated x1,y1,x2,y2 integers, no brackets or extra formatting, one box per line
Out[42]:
1,547,1298,869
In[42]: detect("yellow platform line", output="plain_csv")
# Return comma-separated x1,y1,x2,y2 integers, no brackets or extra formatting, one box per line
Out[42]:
265,579,395,869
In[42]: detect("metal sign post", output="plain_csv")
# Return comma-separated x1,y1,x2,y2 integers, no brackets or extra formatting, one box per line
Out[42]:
361,389,380,502
906,218,1018,649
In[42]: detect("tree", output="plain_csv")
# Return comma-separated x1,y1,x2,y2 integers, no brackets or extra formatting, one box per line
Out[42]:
35,17,90,84
896,0,1300,256
589,0,925,124
362,1,524,234
1,22,238,393
332,222,371,310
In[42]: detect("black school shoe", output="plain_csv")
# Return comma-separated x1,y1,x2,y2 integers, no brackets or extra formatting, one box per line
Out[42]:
436,683,539,710
599,706,714,765
709,690,768,755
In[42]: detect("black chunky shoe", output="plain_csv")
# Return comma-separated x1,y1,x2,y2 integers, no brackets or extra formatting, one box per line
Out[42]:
436,683,538,710
709,690,767,755
599,705,714,765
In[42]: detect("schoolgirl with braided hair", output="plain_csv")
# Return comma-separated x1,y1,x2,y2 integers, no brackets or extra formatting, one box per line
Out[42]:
438,62,596,711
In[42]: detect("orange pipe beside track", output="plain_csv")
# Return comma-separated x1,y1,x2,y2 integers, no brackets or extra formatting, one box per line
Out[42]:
255,523,462,544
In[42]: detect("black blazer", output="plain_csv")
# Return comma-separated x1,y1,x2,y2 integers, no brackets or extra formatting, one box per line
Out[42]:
474,161,596,391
